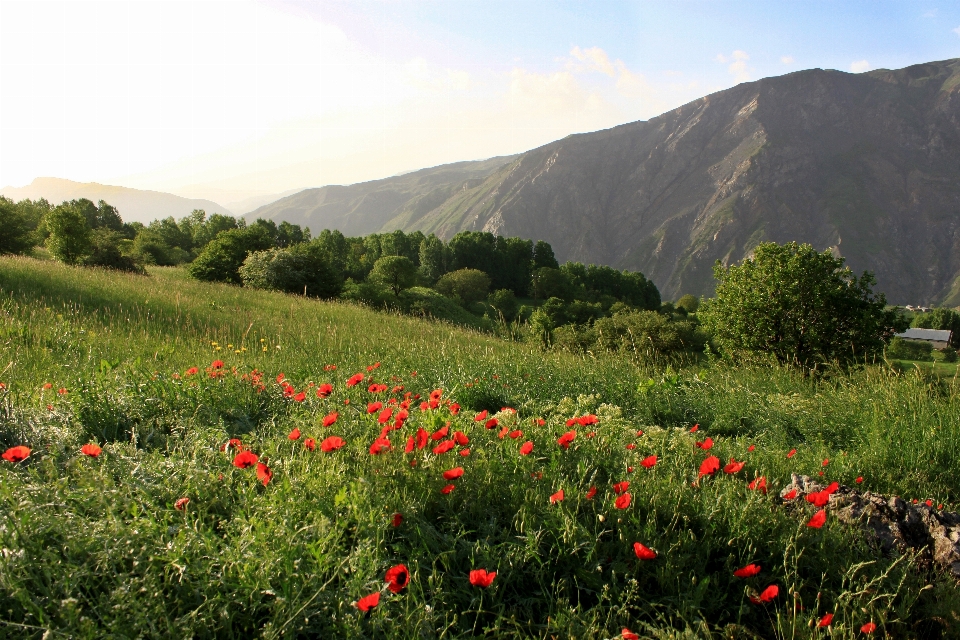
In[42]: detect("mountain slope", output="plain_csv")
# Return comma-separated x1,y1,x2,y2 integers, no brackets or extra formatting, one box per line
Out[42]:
0,177,233,224
244,156,518,236
403,59,960,304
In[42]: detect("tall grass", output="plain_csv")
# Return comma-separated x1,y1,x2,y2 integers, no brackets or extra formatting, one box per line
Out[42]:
0,256,958,638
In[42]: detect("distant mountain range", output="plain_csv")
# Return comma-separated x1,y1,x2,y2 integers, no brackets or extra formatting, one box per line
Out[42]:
248,58,960,306
0,178,233,224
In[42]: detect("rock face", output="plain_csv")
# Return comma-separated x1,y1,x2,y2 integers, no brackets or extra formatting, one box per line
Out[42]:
781,474,960,578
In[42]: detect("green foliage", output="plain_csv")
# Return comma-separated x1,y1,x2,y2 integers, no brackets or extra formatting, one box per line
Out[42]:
188,227,273,284
594,310,707,359
434,268,491,304
417,234,449,283
561,263,661,310
532,239,559,270
701,242,907,372
239,244,342,299
912,307,960,348
368,255,418,296
83,229,143,273
132,228,191,265
530,267,573,301
487,289,519,322
0,196,41,254
885,337,934,361
676,294,699,313
45,201,92,264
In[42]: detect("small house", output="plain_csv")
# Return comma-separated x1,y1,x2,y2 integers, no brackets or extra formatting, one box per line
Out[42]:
895,328,953,349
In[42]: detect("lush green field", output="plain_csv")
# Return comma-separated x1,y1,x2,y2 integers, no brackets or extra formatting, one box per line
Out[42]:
1,256,959,639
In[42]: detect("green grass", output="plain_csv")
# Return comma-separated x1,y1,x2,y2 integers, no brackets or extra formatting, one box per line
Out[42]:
1,256,959,638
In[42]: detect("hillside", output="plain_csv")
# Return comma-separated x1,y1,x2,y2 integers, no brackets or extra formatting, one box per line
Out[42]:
0,177,233,224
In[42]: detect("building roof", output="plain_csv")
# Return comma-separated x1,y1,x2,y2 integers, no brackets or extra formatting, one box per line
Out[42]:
896,328,952,342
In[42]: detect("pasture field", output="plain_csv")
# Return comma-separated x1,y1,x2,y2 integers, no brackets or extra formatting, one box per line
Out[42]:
1,256,959,638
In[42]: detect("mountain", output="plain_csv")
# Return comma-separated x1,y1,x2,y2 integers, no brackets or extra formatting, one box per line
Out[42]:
245,156,518,237
0,178,233,224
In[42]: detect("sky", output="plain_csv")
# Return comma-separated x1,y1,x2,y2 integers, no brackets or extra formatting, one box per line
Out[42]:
1,0,959,207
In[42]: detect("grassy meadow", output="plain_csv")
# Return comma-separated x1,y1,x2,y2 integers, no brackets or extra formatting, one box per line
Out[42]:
1,255,959,638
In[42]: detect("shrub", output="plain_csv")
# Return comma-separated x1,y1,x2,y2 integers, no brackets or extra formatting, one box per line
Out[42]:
676,294,699,313
435,268,491,304
368,255,418,296
45,202,92,264
594,310,706,356
885,337,933,361
239,245,342,299
188,227,273,284
487,289,519,322
83,229,143,273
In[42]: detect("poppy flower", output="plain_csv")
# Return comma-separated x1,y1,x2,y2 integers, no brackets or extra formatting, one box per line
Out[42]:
508,429,522,440
855,476,863,483
443,467,464,480
613,481,630,495
392,513,403,527
378,407,394,424
431,425,450,440
805,490,830,507
356,592,380,612
625,443,636,450
322,412,338,427
404,437,415,454
416,428,428,450
519,441,534,456
80,443,102,458
550,489,564,504
2,445,30,463
698,455,720,478
534,418,546,426
633,542,657,560
818,613,834,628
585,486,597,499
747,444,755,452
233,451,258,468
174,497,190,510
782,488,798,500
321,436,345,452
733,563,761,578
304,437,316,451
211,360,224,369
256,462,272,486
485,418,499,429
861,622,876,634
293,391,306,402
723,458,745,474
690,424,699,432
440,483,455,494
531,471,543,480
807,509,827,528
787,448,797,458
822,458,830,467
825,481,839,495
498,426,510,439
622,630,639,640
459,448,470,457
695,437,714,450
369,436,391,455
925,499,933,507
469,569,496,587
432,440,455,455
748,476,767,494
627,466,634,473
453,431,469,446
474,410,488,422
385,564,410,593
316,383,333,397
276,373,286,383
750,585,779,604
614,493,632,509
641,454,658,469
557,430,577,449
42,382,53,390
288,428,301,440
221,438,244,452
346,373,364,387
366,401,383,414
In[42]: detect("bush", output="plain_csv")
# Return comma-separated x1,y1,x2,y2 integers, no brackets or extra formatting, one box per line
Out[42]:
45,202,92,264
83,229,143,273
487,289,519,322
594,310,706,357
676,294,699,313
188,227,273,284
435,268,491,304
239,245,342,299
886,337,934,361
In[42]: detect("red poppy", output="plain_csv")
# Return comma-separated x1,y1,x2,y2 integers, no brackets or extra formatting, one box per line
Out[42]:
432,440,455,455
787,448,797,458
440,483,455,494
316,383,333,398
366,401,382,414
855,476,863,484
613,481,630,495
185,367,199,376
469,569,496,587
443,467,464,480
256,462,272,486
453,431,469,446
221,438,244,452
557,430,577,449
747,444,755,452
633,542,657,560
531,471,543,480
641,454,658,469
474,410,488,422
695,437,714,450
807,509,827,528
416,427,428,450
293,391,306,402
304,437,316,451
288,428,301,440
822,458,829,467
232,451,259,468
614,493,632,509
733,563,761,578
498,426,509,439
750,584,779,604
431,425,450,440
825,481,839,495
550,489,564,504
508,429,522,439
625,443,636,450
519,441,534,456
748,476,768,494
860,622,877,634
782,488,798,500
698,455,720,478
534,418,546,426
385,564,410,593
3,445,30,463
80,443,102,458
627,466,634,473
378,407,394,424
370,436,391,455
174,497,190,510
403,436,414,454
925,499,933,507
459,448,471,457
585,486,597,499
42,382,53,390
578,414,599,426
346,373,364,387
321,436,345,452
805,490,830,507
485,418,499,429
818,613,834,628
392,513,403,527
690,424,699,432
211,360,224,369
723,458,745,474
622,629,639,640
356,592,380,612
322,412,338,427
276,373,286,383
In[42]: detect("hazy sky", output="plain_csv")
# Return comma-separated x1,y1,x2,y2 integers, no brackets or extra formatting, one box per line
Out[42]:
2,0,959,205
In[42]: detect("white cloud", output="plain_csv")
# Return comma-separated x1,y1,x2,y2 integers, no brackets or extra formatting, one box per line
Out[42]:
781,56,795,65
568,46,616,77
850,60,871,73
922,9,938,18
717,50,751,83
953,25,960,35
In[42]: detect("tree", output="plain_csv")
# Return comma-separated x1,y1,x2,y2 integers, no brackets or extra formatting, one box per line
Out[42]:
488,289,519,322
911,308,960,348
188,226,273,283
676,294,699,313
45,202,92,264
84,229,142,273
700,242,906,371
239,244,341,298
0,197,38,254
418,234,449,283
533,240,559,270
368,255,418,296
434,268,491,304
530,267,573,301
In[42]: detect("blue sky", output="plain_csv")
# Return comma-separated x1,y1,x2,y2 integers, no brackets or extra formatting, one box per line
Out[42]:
1,0,958,205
